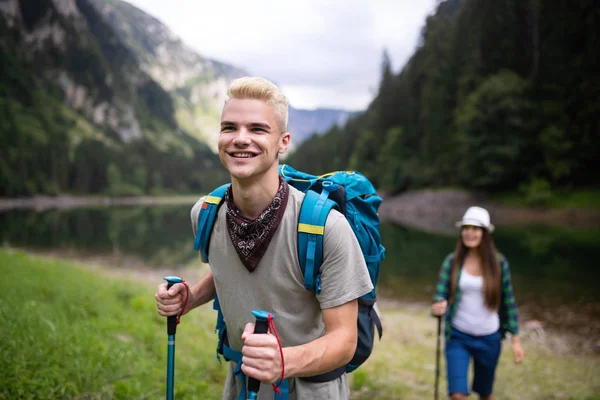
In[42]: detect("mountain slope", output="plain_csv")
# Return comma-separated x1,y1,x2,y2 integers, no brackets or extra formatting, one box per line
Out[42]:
91,0,357,149
0,0,226,196
288,107,359,144
90,0,248,150
0,0,361,197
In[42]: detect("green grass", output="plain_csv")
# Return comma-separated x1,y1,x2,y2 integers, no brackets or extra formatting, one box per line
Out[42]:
350,302,600,399
495,188,600,209
546,189,600,209
0,250,225,400
1,250,599,399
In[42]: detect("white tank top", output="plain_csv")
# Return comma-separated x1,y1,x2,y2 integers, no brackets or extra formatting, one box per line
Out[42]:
451,269,500,336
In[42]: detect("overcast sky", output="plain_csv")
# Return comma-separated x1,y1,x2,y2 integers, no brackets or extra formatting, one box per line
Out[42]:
126,0,438,111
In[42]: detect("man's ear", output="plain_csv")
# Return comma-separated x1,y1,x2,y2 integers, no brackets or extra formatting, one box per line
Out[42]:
279,132,291,154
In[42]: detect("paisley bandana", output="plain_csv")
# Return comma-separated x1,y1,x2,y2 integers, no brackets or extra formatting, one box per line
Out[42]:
225,177,289,272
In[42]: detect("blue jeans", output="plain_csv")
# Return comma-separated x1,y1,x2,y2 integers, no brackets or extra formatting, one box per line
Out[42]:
445,328,501,397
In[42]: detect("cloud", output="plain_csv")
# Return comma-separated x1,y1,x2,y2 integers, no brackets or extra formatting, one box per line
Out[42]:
126,0,437,110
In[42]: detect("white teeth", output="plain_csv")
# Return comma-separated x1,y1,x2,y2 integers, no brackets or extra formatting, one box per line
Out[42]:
232,153,253,158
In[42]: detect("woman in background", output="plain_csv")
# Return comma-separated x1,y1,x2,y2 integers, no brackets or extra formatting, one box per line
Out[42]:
432,206,524,400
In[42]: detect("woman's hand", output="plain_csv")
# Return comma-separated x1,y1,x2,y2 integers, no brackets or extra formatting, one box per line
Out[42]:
511,336,525,364
431,300,447,316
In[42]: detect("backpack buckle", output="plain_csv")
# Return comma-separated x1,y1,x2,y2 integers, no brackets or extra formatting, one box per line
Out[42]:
322,181,339,193
315,274,322,295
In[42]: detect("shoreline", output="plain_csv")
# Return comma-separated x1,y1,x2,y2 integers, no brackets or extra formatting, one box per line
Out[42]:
0,194,202,211
378,189,600,234
2,190,598,232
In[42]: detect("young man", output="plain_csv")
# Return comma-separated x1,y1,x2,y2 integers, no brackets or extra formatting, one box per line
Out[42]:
155,77,373,399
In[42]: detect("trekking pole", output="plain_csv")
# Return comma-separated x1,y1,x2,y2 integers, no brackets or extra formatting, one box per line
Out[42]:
164,276,183,400
247,310,273,400
434,315,442,400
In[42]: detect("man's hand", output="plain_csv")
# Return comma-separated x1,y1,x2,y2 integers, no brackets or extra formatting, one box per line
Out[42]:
240,322,283,384
155,282,187,317
431,300,447,316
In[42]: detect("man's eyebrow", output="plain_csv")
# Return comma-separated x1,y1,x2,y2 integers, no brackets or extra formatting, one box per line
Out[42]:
249,122,272,130
220,121,274,131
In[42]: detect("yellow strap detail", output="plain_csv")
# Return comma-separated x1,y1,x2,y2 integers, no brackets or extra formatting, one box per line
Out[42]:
298,223,324,235
318,170,355,179
318,171,338,179
204,195,223,205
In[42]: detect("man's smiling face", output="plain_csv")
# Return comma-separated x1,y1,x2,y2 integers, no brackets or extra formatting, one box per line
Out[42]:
218,98,290,182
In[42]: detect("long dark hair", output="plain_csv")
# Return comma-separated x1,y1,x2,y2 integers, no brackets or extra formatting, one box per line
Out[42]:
448,228,502,311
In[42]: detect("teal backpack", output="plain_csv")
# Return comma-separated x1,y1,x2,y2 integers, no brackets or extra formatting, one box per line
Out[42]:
193,164,385,384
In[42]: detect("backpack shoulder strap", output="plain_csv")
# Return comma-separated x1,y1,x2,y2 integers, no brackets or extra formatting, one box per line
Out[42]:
191,184,231,365
193,183,230,263
297,184,340,293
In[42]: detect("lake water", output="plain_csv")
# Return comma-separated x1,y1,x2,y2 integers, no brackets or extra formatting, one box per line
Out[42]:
1,204,599,334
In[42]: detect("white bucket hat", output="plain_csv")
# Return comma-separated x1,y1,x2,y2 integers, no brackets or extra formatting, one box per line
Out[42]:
456,206,495,233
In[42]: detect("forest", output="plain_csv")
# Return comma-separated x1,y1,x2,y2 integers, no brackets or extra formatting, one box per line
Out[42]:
0,0,227,197
286,0,599,201
1,0,598,200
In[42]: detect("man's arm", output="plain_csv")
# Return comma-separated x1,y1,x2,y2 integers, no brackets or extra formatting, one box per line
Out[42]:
183,195,216,313
284,299,358,377
240,299,358,383
184,270,216,313
156,196,217,317
190,196,206,236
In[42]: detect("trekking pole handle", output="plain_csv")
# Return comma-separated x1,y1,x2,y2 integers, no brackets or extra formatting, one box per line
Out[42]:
164,276,183,335
247,310,275,400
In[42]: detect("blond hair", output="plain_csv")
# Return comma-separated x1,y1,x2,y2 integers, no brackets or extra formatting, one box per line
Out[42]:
226,77,289,132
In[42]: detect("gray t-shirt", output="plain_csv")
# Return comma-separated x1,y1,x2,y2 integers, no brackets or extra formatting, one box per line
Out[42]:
191,185,373,400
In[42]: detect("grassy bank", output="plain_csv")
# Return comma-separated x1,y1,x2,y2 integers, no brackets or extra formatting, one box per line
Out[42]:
494,188,600,209
1,250,598,399
0,250,224,400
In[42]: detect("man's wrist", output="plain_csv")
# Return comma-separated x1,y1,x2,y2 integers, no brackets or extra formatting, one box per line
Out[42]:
280,346,297,379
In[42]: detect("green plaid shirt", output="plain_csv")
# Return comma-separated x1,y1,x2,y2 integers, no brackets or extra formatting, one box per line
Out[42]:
433,252,520,341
